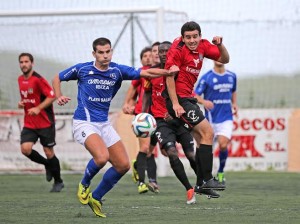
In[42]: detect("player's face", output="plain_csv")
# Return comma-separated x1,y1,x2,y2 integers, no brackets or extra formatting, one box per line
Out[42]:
158,44,171,64
182,30,201,51
151,45,160,65
19,56,33,75
141,51,152,67
93,44,113,69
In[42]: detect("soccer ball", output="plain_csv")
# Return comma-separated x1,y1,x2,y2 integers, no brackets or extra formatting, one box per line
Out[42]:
131,113,157,138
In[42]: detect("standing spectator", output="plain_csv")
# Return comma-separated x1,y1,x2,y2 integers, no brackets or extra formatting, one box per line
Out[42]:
195,61,238,184
17,52,64,192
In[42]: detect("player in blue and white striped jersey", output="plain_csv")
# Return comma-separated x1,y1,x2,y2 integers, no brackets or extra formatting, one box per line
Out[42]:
52,37,177,218
194,61,238,185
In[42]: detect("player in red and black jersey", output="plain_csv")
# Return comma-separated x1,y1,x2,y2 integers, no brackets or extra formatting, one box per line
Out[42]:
164,21,230,192
144,41,200,204
122,44,160,194
18,53,63,192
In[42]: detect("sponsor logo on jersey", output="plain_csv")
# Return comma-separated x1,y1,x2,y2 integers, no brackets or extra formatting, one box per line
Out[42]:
193,58,200,67
28,88,33,94
89,70,94,75
21,90,28,98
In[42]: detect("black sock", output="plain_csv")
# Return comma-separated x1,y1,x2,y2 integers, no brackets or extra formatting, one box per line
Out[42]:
198,144,213,182
136,152,147,183
186,155,197,176
26,149,48,165
48,155,63,183
170,157,192,191
195,148,203,186
146,154,157,183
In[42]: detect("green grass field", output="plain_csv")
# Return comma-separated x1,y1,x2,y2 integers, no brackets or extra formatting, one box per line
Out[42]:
0,172,299,224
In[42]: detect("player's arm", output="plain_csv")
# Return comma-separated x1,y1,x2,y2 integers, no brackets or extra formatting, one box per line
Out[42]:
142,90,151,113
52,74,71,106
140,67,178,79
27,97,55,116
122,84,138,114
194,94,214,110
212,36,230,64
166,74,185,118
231,91,238,117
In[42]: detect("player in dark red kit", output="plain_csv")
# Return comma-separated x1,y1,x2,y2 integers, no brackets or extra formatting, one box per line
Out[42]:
18,53,64,192
164,21,229,192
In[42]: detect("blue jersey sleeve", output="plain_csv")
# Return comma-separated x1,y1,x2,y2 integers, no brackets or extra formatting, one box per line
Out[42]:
59,63,83,81
111,62,141,80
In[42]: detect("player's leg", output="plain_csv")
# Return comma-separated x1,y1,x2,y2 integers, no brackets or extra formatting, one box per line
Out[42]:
177,130,197,175
136,137,150,193
88,123,129,218
178,98,224,191
73,120,109,205
39,125,64,192
146,136,159,193
20,127,50,181
213,120,232,184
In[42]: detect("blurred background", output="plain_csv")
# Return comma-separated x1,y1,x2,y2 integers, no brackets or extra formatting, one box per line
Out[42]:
1,0,300,111
0,0,299,173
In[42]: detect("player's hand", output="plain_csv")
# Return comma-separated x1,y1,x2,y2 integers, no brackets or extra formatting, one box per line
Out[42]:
232,104,239,118
27,107,41,116
57,96,71,106
212,36,223,46
18,101,25,109
203,100,214,110
122,104,135,114
173,103,185,118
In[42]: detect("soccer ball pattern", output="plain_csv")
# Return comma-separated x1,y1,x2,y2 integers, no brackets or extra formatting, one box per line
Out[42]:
131,113,157,138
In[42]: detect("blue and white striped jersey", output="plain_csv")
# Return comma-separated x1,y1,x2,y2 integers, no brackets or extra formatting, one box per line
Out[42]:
194,69,237,123
59,61,141,122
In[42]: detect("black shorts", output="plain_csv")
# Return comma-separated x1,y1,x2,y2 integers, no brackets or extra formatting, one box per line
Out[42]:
154,118,194,152
20,125,56,147
166,97,205,130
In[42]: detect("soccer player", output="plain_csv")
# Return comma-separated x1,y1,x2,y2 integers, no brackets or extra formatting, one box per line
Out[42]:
144,41,200,204
164,21,229,193
194,61,238,184
52,37,177,218
122,42,161,194
17,53,64,192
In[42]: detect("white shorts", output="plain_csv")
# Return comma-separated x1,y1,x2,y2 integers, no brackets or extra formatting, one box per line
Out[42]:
212,120,233,140
73,119,121,147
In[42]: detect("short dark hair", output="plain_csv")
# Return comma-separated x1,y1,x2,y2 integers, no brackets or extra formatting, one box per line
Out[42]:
181,21,201,37
18,53,34,62
160,41,172,45
151,41,161,48
93,37,111,51
140,46,152,60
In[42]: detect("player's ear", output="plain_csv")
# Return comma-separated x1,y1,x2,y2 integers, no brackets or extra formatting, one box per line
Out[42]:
92,51,96,58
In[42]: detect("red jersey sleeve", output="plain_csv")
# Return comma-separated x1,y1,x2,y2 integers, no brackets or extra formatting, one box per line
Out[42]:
165,37,184,69
131,79,141,87
201,39,221,61
40,77,55,98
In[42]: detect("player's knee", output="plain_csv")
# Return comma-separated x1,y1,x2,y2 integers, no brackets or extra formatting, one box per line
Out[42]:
114,161,130,174
21,146,32,156
185,151,195,161
202,125,214,142
44,147,54,158
163,142,178,160
93,154,109,167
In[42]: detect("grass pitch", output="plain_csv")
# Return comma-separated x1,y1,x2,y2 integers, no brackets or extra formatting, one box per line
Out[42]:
0,172,299,224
